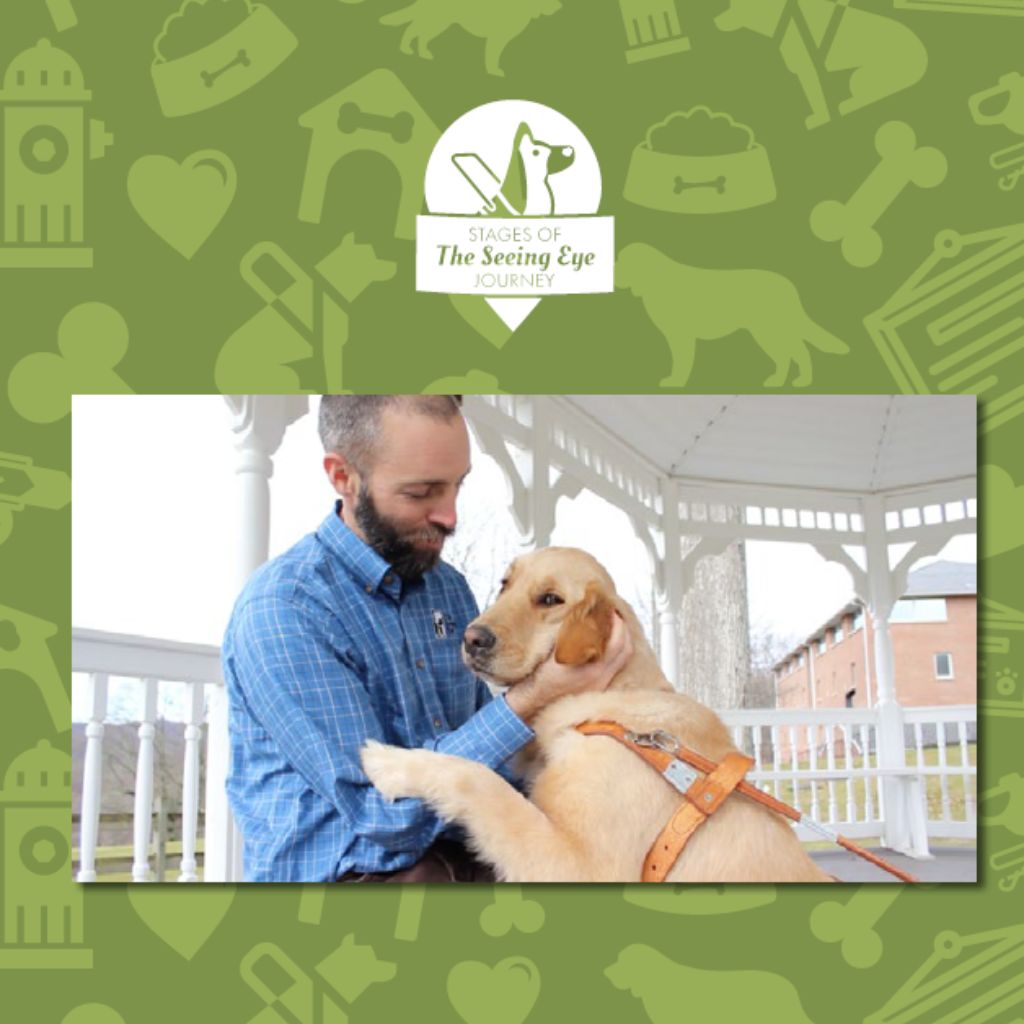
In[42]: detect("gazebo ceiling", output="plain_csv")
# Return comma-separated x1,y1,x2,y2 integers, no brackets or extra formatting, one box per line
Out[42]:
562,395,976,495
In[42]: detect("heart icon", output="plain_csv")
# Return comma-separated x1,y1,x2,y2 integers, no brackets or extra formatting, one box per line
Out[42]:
128,150,236,259
127,885,236,960
447,956,540,1024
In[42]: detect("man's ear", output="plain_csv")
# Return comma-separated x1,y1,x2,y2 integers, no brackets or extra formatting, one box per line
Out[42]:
554,583,615,666
324,452,361,499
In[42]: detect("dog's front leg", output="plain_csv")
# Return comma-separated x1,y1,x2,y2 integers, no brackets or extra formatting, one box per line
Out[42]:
361,742,587,881
779,18,831,129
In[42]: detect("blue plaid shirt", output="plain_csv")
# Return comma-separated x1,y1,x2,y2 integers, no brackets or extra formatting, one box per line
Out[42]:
222,501,534,881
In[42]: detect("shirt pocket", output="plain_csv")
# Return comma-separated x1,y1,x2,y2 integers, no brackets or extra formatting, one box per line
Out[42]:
425,634,477,725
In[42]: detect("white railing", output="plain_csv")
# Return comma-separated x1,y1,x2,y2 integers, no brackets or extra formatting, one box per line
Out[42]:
719,704,977,856
71,628,230,882
71,626,975,879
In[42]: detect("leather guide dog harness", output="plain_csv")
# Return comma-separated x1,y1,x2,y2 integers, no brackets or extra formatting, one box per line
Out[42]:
575,720,918,884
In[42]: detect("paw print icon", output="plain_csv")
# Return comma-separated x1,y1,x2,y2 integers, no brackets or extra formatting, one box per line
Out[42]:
983,666,1024,718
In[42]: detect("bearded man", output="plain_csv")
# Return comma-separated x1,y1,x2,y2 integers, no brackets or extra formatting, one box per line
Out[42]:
222,395,629,881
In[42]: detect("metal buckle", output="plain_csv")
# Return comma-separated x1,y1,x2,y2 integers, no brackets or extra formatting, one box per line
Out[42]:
624,728,680,755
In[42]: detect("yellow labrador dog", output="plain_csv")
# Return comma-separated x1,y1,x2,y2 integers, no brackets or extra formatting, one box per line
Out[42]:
362,547,832,882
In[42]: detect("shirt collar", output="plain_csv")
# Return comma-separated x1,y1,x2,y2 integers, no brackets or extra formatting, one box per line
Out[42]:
316,500,406,600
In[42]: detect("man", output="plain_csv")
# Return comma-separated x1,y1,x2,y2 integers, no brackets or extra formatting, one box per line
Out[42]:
222,395,630,882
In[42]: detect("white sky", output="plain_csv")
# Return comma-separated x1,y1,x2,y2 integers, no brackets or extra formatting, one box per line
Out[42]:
71,395,975,720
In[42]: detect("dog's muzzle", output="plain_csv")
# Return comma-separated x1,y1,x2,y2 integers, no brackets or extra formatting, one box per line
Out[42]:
463,624,497,663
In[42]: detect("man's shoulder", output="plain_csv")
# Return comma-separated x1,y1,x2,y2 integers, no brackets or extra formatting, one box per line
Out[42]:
227,532,338,631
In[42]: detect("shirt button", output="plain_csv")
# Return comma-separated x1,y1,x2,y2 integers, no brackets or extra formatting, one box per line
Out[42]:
383,574,393,585
433,718,441,728
365,584,373,594
416,658,425,669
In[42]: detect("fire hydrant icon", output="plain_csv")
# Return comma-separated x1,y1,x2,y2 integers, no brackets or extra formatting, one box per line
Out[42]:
0,39,112,268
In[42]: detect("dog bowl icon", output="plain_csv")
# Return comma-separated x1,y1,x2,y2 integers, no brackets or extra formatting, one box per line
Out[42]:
624,107,776,214
151,1,297,118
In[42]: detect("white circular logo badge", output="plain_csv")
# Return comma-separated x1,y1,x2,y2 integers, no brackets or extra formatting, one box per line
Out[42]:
416,101,613,331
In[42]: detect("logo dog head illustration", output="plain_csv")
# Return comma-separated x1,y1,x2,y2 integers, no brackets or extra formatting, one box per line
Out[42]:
499,121,575,216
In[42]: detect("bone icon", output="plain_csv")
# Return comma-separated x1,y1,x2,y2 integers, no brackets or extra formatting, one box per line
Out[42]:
809,887,904,969
810,121,947,267
673,175,726,195
337,102,414,143
201,49,251,88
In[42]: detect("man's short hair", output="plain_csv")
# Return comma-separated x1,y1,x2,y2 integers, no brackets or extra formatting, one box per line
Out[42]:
318,395,463,472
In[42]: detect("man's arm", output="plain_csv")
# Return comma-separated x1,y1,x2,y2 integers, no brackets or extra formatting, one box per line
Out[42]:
229,596,530,854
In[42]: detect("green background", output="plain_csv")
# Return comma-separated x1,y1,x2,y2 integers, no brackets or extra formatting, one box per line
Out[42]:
1,1,1020,1021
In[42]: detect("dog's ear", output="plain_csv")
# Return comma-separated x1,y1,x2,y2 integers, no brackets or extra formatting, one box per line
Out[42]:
554,582,615,666
501,122,533,213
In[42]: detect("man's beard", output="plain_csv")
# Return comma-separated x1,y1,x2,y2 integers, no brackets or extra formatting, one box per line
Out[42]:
355,484,454,583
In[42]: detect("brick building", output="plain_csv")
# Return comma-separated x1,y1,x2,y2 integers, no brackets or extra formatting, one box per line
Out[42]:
774,561,976,712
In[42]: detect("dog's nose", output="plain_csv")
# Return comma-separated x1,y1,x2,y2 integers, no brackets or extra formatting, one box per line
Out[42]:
463,625,497,656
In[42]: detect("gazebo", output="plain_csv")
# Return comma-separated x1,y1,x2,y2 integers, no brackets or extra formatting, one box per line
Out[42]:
74,394,977,882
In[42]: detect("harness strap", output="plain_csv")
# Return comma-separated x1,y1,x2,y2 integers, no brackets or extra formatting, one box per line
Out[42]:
575,720,752,882
576,720,919,884
643,752,752,882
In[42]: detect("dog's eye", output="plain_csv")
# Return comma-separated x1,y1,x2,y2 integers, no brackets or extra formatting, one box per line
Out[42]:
499,578,509,593
537,593,564,607
532,149,540,156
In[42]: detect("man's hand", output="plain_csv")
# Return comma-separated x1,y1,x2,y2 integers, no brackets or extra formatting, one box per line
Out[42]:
506,613,633,724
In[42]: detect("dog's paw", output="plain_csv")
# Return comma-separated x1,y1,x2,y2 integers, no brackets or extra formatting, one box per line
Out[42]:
361,741,425,802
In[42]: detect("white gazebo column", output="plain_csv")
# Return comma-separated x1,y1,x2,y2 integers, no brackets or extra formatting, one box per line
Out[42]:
529,397,556,548
862,495,913,854
204,395,309,882
655,478,683,688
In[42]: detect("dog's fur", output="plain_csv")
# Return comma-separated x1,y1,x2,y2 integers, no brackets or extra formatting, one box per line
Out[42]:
380,0,561,77
362,547,832,882
616,242,847,388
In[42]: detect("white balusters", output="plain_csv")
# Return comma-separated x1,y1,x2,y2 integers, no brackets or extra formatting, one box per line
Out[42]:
77,672,108,882
131,678,159,882
937,722,951,821
769,725,781,801
809,724,820,822
789,725,801,813
825,726,837,823
958,720,974,821
842,724,855,822
860,724,875,822
179,682,206,882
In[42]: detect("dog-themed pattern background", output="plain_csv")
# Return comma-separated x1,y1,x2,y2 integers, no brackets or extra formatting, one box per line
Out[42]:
0,0,1020,1021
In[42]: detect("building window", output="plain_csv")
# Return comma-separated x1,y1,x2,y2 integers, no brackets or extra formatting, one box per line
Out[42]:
816,636,827,655
934,652,954,679
834,623,844,644
845,689,856,708
852,609,865,632
891,598,948,623
798,654,804,668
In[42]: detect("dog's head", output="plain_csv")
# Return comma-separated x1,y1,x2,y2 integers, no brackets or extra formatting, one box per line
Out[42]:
533,0,561,18
462,547,618,686
515,123,575,176
614,242,657,295
604,944,661,996
714,0,782,35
